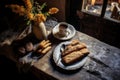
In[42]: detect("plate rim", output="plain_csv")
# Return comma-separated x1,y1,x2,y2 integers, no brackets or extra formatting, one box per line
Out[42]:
53,41,89,70
52,22,76,40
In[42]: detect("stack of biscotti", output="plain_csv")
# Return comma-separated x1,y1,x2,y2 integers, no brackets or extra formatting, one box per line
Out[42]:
36,40,52,54
61,39,89,65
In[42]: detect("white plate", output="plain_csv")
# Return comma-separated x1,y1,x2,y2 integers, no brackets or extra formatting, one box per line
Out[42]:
52,22,76,40
53,41,89,70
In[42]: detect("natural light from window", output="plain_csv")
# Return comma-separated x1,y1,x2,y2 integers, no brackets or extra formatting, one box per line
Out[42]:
82,0,103,15
105,0,120,21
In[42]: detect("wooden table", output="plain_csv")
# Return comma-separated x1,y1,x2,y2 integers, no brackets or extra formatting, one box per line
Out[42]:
30,31,120,80
0,19,120,80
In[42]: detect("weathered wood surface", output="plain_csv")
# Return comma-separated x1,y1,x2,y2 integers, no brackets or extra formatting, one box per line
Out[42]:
0,19,120,80
32,31,120,80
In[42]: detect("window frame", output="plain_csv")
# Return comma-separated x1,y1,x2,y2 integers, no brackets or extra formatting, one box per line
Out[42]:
81,0,120,23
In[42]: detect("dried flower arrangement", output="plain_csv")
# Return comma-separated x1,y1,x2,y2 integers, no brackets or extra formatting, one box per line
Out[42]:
6,0,59,25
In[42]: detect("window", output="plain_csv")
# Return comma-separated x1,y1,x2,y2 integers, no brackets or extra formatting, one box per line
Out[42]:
105,0,120,22
81,0,120,22
82,0,104,16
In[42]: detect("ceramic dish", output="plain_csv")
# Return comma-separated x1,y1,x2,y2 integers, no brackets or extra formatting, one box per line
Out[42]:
53,41,88,70
52,22,76,40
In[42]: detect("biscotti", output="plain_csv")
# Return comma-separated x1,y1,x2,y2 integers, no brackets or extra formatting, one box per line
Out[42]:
70,39,80,46
62,43,86,57
62,50,84,65
36,40,52,54
62,48,89,65
61,39,89,65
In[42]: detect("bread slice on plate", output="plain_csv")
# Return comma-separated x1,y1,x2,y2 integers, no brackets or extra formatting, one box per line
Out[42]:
61,40,89,65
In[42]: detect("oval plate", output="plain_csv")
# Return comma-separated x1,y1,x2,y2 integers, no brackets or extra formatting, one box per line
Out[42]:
53,41,89,70
52,22,76,40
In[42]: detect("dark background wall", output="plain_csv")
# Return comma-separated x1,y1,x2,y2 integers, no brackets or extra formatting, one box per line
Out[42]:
0,0,66,34
67,0,120,48
36,0,66,22
0,0,27,34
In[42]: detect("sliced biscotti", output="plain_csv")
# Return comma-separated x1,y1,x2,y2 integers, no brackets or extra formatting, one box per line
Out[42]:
62,42,86,57
62,48,89,65
61,39,89,65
